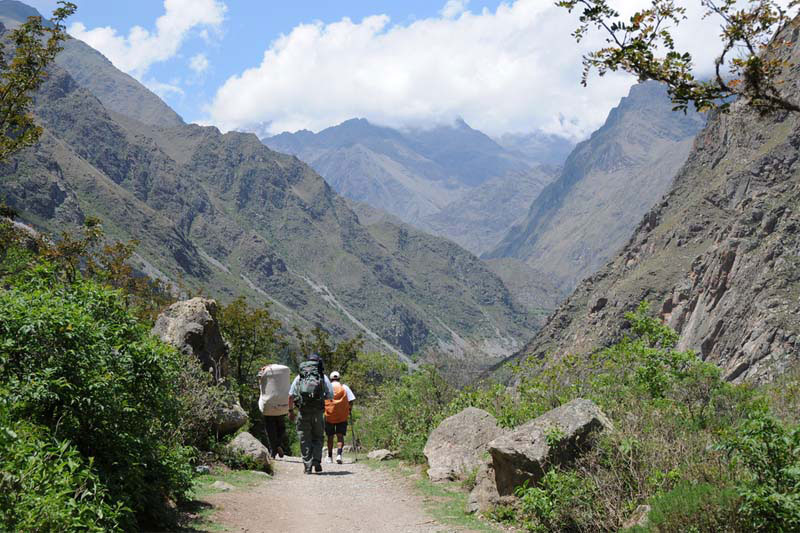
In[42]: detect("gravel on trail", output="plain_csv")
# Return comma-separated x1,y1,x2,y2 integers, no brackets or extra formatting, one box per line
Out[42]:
201,455,467,532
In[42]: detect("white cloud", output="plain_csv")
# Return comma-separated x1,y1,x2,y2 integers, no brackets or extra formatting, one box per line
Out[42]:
189,53,210,74
441,0,469,19
69,0,226,79
205,0,788,139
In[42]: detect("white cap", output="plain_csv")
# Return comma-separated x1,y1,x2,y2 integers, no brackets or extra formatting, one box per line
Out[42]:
330,371,340,380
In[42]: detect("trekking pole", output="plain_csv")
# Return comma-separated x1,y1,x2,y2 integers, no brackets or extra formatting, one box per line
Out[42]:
350,411,358,463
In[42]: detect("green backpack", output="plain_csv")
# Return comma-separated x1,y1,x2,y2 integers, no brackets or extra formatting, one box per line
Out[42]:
294,360,325,411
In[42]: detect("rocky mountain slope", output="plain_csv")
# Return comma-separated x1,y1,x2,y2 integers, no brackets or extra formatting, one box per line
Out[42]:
0,3,533,365
487,82,705,298
264,118,557,255
511,28,800,382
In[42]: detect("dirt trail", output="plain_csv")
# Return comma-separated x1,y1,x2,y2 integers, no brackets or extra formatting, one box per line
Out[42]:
203,455,464,532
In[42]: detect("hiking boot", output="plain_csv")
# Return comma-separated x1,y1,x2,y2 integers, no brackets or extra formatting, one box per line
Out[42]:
276,446,284,458
314,463,322,473
336,453,343,464
325,456,333,464
304,466,312,474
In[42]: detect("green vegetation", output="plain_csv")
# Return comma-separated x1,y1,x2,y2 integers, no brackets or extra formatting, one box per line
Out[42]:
358,303,800,532
557,0,800,113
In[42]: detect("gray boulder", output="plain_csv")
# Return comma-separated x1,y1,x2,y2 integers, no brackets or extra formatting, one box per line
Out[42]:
226,431,272,469
152,297,229,379
214,401,249,436
468,398,612,513
424,407,505,482
367,449,396,461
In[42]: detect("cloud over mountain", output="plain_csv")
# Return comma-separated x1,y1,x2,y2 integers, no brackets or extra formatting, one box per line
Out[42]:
204,0,726,139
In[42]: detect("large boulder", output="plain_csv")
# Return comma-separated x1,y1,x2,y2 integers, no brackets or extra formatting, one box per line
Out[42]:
214,401,249,435
468,398,612,513
152,297,229,379
424,407,505,482
226,431,272,470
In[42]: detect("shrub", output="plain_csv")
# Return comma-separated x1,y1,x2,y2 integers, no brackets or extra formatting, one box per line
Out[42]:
0,267,194,528
718,411,800,531
0,400,123,532
360,365,455,461
514,469,598,532
629,482,742,533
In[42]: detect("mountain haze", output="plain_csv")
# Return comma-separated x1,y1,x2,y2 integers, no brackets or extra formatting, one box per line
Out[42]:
264,119,558,255
0,4,533,365
487,82,705,297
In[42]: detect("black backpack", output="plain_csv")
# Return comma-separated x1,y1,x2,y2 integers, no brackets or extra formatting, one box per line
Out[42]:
293,360,325,411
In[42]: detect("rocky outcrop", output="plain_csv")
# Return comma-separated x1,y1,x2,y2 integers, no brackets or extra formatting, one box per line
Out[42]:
226,431,272,470
213,402,248,436
152,298,229,380
424,407,505,482
468,399,612,513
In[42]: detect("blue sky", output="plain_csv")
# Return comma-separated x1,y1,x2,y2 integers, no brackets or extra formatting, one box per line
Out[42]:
25,1,727,139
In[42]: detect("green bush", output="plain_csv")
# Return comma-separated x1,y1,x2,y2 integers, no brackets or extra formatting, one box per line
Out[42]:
361,365,455,461
0,267,194,529
0,400,123,532
718,411,800,531
514,469,598,532
629,482,742,533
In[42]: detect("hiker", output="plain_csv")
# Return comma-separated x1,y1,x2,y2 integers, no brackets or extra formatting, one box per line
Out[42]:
324,371,356,464
288,353,334,474
258,363,291,458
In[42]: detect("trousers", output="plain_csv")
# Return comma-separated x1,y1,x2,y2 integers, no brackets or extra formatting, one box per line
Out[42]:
296,409,324,468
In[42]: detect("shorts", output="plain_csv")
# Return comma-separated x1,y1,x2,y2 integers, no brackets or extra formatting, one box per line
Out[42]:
325,420,348,436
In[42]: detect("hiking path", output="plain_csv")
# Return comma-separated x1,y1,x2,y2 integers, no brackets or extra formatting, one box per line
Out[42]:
199,455,484,532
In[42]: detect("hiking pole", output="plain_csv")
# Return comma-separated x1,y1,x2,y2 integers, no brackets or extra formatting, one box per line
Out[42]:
350,411,358,463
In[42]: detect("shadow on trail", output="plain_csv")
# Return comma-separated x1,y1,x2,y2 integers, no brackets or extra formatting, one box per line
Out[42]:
317,470,353,476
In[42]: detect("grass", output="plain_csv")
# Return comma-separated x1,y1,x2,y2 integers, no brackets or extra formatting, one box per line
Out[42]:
364,458,501,532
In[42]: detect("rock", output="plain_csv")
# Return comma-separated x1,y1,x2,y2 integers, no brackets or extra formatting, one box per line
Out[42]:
489,399,612,496
468,398,612,513
226,431,272,469
424,407,505,482
211,481,235,492
622,504,651,529
195,465,210,474
213,401,248,436
466,462,513,513
152,297,229,379
367,449,396,461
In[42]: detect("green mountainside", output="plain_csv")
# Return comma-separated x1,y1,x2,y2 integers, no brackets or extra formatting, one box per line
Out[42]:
0,10,534,365
486,82,705,299
264,118,558,255
511,40,800,382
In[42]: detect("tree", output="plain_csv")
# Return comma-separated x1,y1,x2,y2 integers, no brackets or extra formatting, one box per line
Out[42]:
0,1,76,162
219,296,286,396
557,0,800,113
294,325,364,375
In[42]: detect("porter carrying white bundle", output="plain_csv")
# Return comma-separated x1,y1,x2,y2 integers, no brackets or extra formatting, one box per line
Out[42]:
257,364,290,416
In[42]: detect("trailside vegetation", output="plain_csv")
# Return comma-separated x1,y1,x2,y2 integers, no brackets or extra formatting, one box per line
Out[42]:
557,0,800,113
358,303,800,532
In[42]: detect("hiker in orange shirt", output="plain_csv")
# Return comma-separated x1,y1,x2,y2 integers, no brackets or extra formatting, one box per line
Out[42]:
324,371,356,464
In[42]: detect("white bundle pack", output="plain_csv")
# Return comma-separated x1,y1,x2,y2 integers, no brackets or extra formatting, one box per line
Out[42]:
257,364,290,416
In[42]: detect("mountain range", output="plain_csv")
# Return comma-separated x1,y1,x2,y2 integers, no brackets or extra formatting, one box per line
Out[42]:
264,118,566,255
486,81,706,298
0,0,534,366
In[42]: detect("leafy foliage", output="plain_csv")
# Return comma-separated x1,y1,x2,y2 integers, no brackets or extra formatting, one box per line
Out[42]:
557,0,800,113
0,1,76,161
0,268,194,529
294,325,364,375
0,399,124,532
